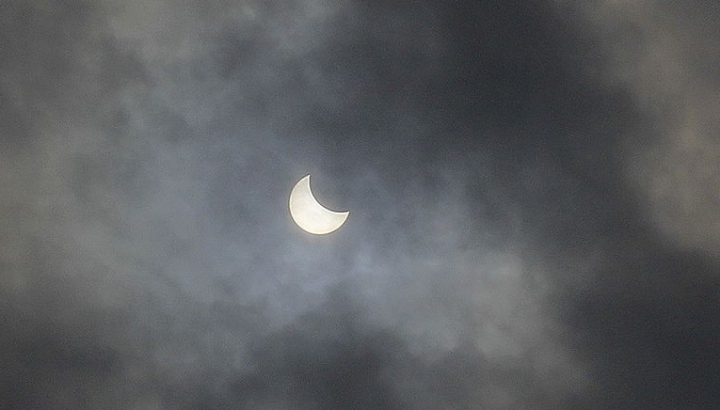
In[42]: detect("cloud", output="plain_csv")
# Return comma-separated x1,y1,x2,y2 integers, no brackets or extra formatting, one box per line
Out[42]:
1,0,718,408
570,0,720,258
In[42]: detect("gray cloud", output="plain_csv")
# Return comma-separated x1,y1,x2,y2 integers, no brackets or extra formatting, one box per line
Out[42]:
0,0,718,408
570,0,720,258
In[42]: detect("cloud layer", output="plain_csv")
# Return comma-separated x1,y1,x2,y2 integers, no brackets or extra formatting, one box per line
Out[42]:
0,0,718,408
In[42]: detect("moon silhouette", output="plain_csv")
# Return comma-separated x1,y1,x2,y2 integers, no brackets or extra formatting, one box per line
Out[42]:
289,175,349,235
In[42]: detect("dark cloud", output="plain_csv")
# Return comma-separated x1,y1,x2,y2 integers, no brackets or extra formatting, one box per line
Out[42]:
0,0,718,408
568,246,720,409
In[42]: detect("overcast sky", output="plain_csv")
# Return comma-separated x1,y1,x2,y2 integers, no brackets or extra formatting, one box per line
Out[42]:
1,0,719,409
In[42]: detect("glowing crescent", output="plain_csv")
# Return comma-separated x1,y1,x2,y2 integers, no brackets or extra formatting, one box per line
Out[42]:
289,175,349,235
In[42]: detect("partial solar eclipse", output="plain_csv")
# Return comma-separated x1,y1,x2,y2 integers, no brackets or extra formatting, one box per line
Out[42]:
289,175,349,235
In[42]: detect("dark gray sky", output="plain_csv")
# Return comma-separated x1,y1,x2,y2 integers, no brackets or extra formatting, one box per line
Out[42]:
1,0,719,408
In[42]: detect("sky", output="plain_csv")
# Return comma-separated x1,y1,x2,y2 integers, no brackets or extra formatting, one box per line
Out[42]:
1,0,719,408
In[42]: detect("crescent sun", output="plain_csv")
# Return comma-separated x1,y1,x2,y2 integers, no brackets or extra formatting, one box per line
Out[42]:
289,175,349,235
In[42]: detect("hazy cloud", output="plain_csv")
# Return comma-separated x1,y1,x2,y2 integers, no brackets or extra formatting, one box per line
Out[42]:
0,0,718,409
